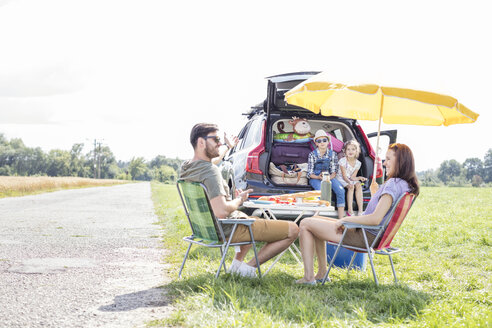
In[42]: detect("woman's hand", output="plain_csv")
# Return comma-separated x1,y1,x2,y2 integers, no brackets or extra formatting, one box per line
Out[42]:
330,172,336,180
335,219,345,234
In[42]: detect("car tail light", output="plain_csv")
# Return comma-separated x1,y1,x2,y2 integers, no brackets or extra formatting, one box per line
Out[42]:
357,123,381,179
375,156,383,178
246,121,266,175
356,123,376,159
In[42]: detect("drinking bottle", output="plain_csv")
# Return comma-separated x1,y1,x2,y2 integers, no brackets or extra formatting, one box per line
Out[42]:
320,172,332,203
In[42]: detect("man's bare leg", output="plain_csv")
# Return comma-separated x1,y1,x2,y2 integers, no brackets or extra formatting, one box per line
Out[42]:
245,222,299,267
234,245,252,261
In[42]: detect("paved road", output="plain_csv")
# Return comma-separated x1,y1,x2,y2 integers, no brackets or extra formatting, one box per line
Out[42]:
0,182,172,328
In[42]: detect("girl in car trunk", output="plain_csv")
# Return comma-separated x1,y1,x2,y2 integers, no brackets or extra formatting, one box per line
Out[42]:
307,130,346,219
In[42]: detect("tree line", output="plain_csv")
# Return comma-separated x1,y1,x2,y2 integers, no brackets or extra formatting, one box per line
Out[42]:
2,133,491,187
418,149,492,187
0,134,182,183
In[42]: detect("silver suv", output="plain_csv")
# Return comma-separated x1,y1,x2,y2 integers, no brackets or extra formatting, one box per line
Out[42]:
220,72,397,217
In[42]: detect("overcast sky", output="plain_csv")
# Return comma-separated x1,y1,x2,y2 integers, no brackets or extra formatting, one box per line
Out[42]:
0,0,490,171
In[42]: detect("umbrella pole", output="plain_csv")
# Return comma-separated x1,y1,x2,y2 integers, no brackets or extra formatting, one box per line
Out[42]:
372,118,381,180
372,91,384,181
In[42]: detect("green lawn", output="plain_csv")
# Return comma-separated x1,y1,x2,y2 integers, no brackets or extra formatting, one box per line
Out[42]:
150,184,491,327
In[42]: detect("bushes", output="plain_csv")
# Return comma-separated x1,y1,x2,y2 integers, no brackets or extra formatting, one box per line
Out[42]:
471,175,483,187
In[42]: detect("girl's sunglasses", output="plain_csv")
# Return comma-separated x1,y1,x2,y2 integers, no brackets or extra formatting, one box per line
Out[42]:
315,138,329,144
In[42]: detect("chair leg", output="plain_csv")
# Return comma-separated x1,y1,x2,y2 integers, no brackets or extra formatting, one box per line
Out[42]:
179,243,193,278
216,224,238,278
248,225,261,278
322,229,348,285
347,252,357,271
264,248,287,276
362,230,378,285
388,254,398,283
220,246,227,273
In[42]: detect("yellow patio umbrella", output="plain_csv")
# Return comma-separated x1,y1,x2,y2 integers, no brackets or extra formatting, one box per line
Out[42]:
284,72,479,182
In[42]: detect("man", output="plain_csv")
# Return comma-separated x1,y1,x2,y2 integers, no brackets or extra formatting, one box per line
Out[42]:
179,123,299,277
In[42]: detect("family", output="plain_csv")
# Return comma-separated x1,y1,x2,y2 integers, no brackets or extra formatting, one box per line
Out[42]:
179,123,420,283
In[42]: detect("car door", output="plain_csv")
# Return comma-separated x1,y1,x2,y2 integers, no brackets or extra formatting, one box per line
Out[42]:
220,119,262,192
219,121,249,190
367,130,397,181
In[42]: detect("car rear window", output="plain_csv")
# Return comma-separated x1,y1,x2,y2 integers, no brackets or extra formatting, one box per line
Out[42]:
272,118,354,145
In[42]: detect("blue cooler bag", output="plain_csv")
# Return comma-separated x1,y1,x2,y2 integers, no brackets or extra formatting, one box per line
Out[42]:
326,243,367,270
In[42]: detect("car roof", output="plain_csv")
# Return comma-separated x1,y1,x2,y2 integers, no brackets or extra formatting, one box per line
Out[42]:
265,71,321,83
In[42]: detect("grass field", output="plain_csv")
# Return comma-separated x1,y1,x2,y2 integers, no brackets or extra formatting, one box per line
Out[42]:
0,176,129,198
151,184,491,327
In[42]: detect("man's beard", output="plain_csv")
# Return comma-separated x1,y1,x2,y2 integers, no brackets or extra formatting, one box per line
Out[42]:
205,143,219,159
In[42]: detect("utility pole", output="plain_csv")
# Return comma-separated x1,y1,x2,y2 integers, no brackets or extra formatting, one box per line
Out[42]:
91,138,104,179
97,141,102,179
93,139,97,179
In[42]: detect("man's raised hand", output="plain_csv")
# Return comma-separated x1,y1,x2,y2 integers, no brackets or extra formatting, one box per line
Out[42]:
237,188,253,203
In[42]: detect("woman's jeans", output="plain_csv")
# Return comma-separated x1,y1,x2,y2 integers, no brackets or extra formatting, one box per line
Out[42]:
309,178,346,208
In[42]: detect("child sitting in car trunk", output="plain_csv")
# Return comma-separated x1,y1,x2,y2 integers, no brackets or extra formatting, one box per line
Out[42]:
307,130,346,219
335,139,368,216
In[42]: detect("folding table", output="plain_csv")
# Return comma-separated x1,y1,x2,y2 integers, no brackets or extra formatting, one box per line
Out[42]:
242,200,335,275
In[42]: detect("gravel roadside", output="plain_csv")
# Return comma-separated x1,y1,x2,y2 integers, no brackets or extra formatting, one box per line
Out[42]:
0,182,172,328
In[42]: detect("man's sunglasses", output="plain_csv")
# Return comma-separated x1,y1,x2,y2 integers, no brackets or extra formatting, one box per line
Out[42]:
315,138,329,144
204,135,221,143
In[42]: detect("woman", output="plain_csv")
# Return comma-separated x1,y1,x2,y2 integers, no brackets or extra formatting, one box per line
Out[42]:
296,143,420,284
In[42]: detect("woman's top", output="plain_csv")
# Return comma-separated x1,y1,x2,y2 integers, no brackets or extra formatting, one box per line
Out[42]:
307,149,339,179
363,178,410,235
336,157,361,187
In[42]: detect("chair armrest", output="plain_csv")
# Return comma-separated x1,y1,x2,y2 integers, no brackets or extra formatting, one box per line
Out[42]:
342,222,383,230
219,218,256,226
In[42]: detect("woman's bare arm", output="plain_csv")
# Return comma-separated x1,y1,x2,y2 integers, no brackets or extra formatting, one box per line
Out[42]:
339,194,393,226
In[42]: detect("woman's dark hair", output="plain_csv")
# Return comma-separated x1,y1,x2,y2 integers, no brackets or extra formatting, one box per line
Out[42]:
190,123,219,149
387,143,420,196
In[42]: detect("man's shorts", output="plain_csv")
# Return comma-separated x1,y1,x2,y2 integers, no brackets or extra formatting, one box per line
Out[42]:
227,217,290,243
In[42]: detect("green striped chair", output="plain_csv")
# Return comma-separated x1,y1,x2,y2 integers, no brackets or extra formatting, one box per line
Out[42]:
322,192,416,285
176,179,261,278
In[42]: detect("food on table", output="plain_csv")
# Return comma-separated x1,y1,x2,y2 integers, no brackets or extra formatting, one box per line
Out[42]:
257,190,329,206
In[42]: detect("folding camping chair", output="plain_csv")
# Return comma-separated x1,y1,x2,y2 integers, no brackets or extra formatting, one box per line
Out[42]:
176,179,261,278
322,192,416,285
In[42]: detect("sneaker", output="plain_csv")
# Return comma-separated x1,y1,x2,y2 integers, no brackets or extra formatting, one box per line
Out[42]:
228,259,243,274
236,262,257,278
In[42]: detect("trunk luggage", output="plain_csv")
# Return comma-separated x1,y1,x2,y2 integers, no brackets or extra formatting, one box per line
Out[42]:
270,142,314,165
